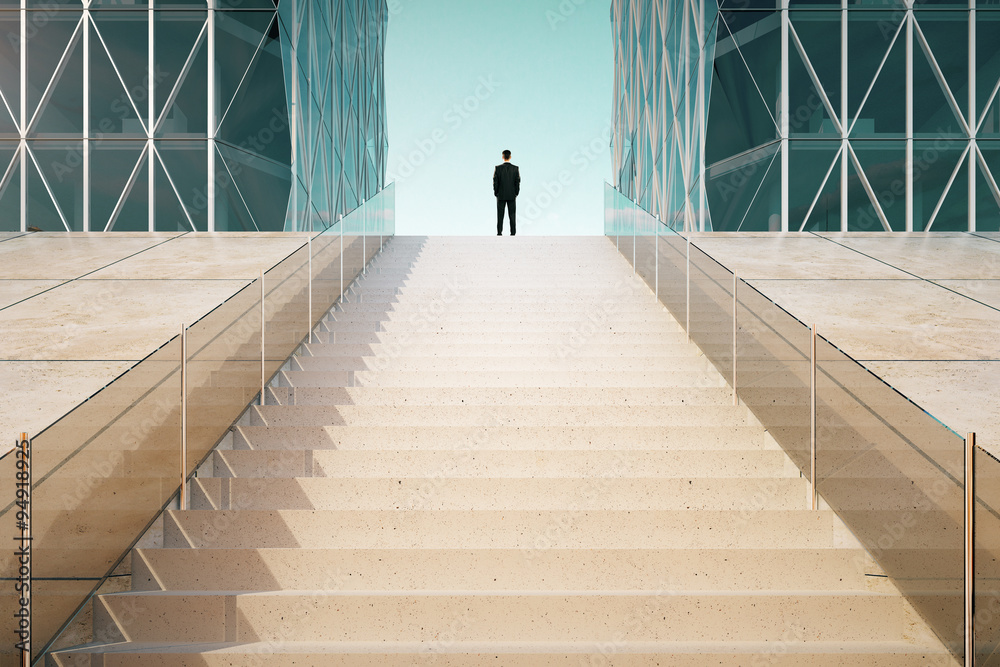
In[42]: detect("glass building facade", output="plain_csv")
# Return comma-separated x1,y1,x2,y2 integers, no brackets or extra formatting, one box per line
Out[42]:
612,0,1000,232
0,0,388,233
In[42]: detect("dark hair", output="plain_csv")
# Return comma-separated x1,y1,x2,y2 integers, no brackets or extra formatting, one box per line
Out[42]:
502,150,511,160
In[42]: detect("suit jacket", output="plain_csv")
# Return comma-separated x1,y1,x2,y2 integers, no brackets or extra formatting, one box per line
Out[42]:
493,162,520,200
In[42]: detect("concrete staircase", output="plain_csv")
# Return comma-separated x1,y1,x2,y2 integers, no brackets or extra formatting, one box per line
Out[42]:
50,237,957,665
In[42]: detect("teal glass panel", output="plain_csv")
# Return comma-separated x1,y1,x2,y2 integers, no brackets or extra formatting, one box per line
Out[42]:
928,155,969,231
90,140,145,231
108,154,148,232
0,144,19,231
152,151,193,232
89,17,145,138
26,11,81,123
31,34,83,137
706,141,780,231
156,34,207,138
850,141,906,231
153,11,206,121
850,30,906,138
30,141,83,229
977,13,1000,129
156,140,208,231
974,157,1000,232
912,141,967,230
789,140,841,232
847,12,903,123
788,23,839,138
215,11,276,124
0,14,21,121
913,29,966,136
90,11,149,125
217,142,291,232
916,12,969,117
790,12,840,117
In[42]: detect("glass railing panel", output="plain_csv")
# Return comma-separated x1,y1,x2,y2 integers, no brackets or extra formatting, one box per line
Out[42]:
342,205,366,294
311,222,344,333
634,206,657,293
735,281,813,476
0,337,183,660
185,280,263,476
687,243,734,386
0,187,396,663
655,222,687,322
263,244,310,382
976,446,1000,665
816,337,965,655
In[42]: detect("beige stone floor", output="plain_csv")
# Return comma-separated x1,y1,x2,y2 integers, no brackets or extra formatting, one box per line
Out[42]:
0,232,311,449
689,231,1000,458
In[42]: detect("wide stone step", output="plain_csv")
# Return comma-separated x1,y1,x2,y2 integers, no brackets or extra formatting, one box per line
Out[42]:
47,641,958,666
311,331,690,346
329,303,664,316
301,342,701,358
189,475,805,511
231,424,768,451
264,385,736,406
320,321,681,335
162,509,840,550
129,547,879,592
279,369,729,388
321,321,682,335
87,590,911,644
248,404,751,428
289,355,711,373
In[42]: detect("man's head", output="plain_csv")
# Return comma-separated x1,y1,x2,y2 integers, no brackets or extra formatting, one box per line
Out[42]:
502,150,511,162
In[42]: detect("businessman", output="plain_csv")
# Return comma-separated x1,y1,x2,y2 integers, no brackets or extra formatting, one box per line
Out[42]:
493,150,520,236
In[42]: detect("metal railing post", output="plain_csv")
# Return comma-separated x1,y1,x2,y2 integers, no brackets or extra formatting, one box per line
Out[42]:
732,272,738,406
260,269,265,406
180,324,187,511
339,214,344,308
686,238,691,342
966,432,976,666
15,432,30,667
307,238,313,344
811,324,818,511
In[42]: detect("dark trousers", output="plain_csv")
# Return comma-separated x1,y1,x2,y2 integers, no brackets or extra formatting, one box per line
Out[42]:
497,198,516,235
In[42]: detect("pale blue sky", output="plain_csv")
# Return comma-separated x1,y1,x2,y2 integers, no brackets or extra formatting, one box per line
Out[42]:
384,0,613,236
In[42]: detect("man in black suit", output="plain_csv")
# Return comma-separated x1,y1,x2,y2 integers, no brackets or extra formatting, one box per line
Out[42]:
493,150,520,236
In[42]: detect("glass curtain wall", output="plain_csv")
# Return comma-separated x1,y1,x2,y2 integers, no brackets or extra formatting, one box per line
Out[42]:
612,0,1000,232
0,0,387,233
611,0,719,233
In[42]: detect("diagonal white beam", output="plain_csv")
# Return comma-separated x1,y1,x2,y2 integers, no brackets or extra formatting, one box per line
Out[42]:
25,144,71,231
26,16,84,134
846,142,892,232
845,17,905,136
153,20,208,135
798,145,844,232
925,143,971,231
152,144,198,232
104,143,149,232
912,19,972,136
788,22,844,136
89,13,149,137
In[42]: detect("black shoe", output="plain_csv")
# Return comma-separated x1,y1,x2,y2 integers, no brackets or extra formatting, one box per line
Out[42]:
497,233,502,236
